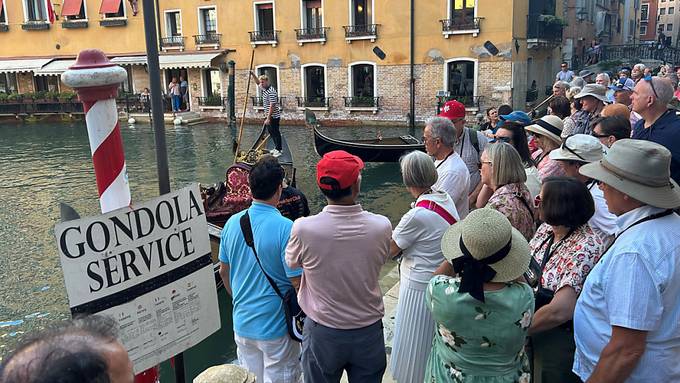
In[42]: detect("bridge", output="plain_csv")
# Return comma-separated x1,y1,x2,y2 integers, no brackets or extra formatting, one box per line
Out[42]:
600,44,680,65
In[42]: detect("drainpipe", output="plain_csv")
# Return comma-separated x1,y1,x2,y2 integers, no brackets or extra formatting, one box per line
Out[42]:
228,60,236,135
409,0,415,135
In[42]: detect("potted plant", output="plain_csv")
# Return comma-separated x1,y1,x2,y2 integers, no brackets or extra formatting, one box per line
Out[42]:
0,93,8,103
7,93,21,102
58,91,77,102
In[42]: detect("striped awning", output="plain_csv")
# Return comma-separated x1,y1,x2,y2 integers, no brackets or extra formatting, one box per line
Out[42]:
110,52,225,69
110,55,148,66
99,0,121,14
34,59,77,76
61,0,83,16
0,58,53,73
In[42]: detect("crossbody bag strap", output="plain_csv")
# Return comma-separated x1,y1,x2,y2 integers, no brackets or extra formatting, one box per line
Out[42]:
513,192,535,220
240,212,285,300
415,200,457,225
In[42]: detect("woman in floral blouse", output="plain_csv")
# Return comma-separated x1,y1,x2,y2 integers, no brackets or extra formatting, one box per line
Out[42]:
428,208,533,383
528,177,603,383
480,143,536,240
525,115,567,182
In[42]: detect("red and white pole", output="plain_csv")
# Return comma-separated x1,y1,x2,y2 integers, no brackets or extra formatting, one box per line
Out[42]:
62,49,160,383
61,49,131,214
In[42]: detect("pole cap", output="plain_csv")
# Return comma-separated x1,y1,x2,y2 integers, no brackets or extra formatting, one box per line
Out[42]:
69,49,116,69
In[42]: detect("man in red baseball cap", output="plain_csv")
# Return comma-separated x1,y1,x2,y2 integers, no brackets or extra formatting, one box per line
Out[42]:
437,99,488,208
286,150,392,382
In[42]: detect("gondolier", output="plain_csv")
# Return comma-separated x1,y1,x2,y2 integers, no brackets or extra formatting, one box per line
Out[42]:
250,71,283,157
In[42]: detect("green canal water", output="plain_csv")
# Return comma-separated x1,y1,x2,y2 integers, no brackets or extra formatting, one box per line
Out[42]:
0,120,413,378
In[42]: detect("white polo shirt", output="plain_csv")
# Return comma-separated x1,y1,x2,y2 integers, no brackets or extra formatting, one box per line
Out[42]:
433,152,470,219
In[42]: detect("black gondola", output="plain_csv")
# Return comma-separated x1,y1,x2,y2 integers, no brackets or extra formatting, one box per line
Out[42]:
306,110,425,162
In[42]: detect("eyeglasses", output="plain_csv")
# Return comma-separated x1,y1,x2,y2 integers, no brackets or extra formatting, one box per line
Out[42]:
477,161,492,170
591,132,610,139
490,136,512,144
561,138,587,161
533,195,542,209
643,75,659,99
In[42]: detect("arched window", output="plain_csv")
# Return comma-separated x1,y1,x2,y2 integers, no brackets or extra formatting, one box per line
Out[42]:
300,64,327,107
445,59,477,107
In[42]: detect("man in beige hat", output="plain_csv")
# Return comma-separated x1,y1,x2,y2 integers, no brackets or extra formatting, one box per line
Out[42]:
549,134,617,244
563,84,608,137
572,139,680,382
630,76,680,184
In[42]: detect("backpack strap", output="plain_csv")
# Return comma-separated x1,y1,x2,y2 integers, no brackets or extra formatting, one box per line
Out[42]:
467,128,480,155
415,200,457,225
240,212,284,299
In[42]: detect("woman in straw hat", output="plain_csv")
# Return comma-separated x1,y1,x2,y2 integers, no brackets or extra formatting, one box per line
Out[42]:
479,143,536,240
527,177,604,383
525,115,567,182
425,208,533,383
388,151,460,383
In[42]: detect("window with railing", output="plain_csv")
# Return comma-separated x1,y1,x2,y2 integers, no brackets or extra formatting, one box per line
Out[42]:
62,0,86,20
446,60,476,107
297,0,326,41
256,66,279,96
344,0,378,38
165,10,182,38
348,63,377,107
301,65,327,108
253,3,276,40
199,7,217,35
448,0,475,30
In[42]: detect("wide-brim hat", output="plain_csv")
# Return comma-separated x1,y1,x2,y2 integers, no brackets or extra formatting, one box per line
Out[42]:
194,365,257,383
525,115,564,144
441,208,531,283
574,84,609,103
549,134,604,163
580,139,680,209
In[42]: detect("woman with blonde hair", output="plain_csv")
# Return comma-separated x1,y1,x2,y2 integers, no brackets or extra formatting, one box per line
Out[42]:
389,150,459,382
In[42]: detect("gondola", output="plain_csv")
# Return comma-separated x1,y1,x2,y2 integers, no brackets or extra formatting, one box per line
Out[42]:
306,109,425,162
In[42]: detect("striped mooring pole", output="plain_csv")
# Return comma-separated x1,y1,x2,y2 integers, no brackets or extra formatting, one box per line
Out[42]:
61,49,131,214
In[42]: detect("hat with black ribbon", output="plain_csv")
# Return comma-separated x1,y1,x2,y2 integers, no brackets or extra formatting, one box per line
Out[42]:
441,208,531,302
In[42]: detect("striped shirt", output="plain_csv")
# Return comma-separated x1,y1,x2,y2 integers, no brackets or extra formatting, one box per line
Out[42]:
262,86,281,119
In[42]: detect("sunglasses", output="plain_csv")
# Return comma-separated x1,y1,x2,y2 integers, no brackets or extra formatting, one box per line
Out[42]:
490,136,512,144
561,138,587,161
643,75,659,99
591,132,610,138
533,195,542,209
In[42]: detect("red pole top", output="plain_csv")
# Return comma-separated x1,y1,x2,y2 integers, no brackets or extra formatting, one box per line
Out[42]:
61,49,128,101
69,49,116,70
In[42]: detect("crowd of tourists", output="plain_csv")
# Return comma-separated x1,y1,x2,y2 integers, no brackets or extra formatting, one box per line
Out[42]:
2,62,680,383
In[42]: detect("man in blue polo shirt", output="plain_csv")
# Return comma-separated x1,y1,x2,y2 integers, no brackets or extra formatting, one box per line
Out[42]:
218,156,302,383
630,76,680,184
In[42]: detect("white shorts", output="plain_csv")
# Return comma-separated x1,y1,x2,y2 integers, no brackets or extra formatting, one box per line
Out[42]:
235,334,302,383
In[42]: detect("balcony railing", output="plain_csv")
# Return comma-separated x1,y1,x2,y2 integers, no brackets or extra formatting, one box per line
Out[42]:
160,36,186,49
249,30,280,43
0,24,9,32
99,18,127,27
197,96,227,107
61,19,88,29
194,33,221,46
343,24,379,39
600,44,680,65
344,96,380,108
0,99,83,115
21,21,49,30
296,96,330,108
251,96,285,109
295,27,328,41
440,17,482,33
527,14,563,48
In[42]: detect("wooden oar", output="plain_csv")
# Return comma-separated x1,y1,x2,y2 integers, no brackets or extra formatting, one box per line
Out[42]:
233,49,256,158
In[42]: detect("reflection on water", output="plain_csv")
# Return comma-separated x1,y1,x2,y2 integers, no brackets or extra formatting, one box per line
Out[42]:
0,121,415,355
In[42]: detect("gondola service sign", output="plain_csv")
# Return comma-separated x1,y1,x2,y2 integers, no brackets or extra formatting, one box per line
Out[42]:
55,183,220,373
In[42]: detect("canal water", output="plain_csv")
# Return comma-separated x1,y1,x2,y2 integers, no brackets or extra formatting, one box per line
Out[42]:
0,120,414,368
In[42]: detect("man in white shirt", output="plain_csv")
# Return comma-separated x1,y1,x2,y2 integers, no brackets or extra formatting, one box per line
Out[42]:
573,139,680,382
549,134,617,244
556,62,575,83
422,117,470,219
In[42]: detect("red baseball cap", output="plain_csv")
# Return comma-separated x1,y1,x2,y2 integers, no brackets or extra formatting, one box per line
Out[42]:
316,150,365,190
437,100,466,120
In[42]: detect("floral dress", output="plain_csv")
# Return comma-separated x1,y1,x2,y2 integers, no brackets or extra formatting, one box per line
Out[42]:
425,276,534,383
487,183,536,241
532,149,566,182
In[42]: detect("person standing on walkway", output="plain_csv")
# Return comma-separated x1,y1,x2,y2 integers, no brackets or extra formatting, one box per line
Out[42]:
574,139,680,382
218,156,302,383
250,72,283,157
556,62,575,83
286,150,392,383
179,75,189,111
423,116,471,219
389,150,459,383
168,77,181,113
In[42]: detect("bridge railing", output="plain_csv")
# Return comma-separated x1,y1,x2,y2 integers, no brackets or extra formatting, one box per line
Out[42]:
600,44,680,64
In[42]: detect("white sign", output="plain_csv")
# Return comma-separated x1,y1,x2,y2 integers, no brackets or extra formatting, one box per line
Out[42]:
54,183,220,373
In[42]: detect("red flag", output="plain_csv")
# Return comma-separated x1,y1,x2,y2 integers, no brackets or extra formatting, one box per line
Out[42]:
47,1,56,23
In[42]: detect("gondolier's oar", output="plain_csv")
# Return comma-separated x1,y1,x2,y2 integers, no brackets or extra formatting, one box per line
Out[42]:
234,49,256,158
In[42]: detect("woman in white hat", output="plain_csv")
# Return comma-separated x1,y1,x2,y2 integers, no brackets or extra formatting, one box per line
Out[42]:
426,208,533,383
525,115,567,182
479,142,536,240
527,177,604,383
389,150,459,383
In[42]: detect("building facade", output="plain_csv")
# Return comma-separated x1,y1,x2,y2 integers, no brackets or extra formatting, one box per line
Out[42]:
0,0,564,123
657,0,679,44
640,0,660,41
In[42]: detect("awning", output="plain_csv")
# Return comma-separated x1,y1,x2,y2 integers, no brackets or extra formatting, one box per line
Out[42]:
0,58,53,73
99,0,121,14
110,55,148,66
34,59,77,76
159,53,223,70
61,0,83,16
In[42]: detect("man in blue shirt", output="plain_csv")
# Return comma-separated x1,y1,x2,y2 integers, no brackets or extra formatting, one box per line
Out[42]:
218,156,302,383
630,76,680,184
555,62,574,83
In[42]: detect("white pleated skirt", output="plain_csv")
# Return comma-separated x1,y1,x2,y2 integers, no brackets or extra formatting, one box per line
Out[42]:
389,276,435,383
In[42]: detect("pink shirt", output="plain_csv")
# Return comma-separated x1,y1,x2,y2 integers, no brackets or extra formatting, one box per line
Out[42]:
285,204,392,329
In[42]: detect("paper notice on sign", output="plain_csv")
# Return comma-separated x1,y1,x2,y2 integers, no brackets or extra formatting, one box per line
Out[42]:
54,183,220,373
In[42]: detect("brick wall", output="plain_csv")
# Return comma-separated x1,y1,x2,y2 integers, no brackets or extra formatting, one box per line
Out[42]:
17,73,34,93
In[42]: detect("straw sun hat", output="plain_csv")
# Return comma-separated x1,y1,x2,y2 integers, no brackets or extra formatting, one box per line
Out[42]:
194,365,257,383
525,115,564,144
580,139,680,209
441,208,531,291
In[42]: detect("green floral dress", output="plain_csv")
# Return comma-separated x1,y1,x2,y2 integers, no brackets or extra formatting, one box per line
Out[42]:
425,275,534,383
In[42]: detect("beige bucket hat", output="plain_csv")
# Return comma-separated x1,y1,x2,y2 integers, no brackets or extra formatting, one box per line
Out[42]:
194,365,257,383
579,139,680,209
574,83,609,103
525,115,564,144
441,208,531,287
549,134,605,163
